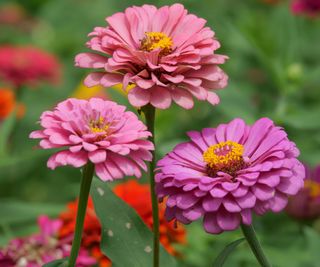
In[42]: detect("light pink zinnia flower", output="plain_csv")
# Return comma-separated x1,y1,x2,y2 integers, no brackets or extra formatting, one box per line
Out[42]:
156,118,305,234
0,216,95,267
30,98,154,181
75,4,228,110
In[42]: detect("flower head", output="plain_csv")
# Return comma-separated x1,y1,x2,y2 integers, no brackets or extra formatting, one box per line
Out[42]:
0,216,95,267
30,98,154,181
0,88,15,119
286,165,320,220
0,45,60,88
75,4,228,110
291,0,320,17
156,118,305,234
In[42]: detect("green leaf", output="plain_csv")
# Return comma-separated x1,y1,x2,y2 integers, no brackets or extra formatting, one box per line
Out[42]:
91,178,177,267
0,110,16,157
43,258,68,267
212,238,245,267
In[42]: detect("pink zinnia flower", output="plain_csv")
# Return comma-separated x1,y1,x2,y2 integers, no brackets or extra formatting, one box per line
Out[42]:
0,45,60,88
156,118,305,234
30,98,154,181
75,4,228,110
291,0,320,17
286,165,320,219
0,216,95,267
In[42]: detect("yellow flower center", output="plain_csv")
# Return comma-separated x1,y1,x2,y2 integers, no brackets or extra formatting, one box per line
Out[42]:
89,116,109,134
140,32,173,56
203,141,246,177
305,180,320,199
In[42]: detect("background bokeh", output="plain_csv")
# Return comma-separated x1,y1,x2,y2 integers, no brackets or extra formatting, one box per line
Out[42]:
0,0,320,266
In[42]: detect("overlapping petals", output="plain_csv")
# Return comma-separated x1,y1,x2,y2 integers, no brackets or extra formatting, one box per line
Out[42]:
75,4,228,110
156,118,305,234
30,98,154,181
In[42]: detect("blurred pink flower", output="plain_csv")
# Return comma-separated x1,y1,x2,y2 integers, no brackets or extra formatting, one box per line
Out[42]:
0,45,60,88
30,98,154,181
75,4,228,110
0,251,15,267
0,216,95,267
291,0,320,16
286,165,320,219
156,118,305,234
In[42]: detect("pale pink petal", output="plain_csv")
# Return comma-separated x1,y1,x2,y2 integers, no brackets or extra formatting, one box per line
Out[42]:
128,87,151,107
150,86,172,109
172,88,194,109
84,73,104,87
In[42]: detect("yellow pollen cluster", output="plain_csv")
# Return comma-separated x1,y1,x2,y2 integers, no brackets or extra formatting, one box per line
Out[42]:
140,32,173,55
305,180,320,198
90,116,109,134
203,141,244,169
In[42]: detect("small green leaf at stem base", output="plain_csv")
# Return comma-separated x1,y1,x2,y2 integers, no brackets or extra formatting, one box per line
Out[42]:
212,238,245,267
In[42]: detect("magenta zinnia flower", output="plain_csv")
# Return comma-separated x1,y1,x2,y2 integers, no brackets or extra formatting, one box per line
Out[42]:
286,165,320,220
75,4,228,110
156,118,305,234
0,45,60,88
30,98,154,181
0,216,95,267
291,0,320,17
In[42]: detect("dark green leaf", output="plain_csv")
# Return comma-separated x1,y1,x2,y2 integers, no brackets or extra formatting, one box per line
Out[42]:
91,178,177,267
213,238,245,267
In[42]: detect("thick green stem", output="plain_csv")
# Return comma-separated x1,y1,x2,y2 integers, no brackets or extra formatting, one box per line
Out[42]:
142,105,160,267
68,162,95,267
241,224,272,267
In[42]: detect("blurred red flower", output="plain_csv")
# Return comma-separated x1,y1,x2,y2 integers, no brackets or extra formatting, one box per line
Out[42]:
0,88,15,119
59,197,110,267
59,180,186,266
291,0,320,17
0,45,61,88
286,165,320,220
0,88,26,120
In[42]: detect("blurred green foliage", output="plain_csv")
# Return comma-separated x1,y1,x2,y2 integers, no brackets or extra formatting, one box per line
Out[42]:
0,0,320,266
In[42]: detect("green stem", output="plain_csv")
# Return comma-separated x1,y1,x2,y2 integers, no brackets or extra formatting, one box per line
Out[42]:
241,224,272,267
68,162,95,267
142,105,160,267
